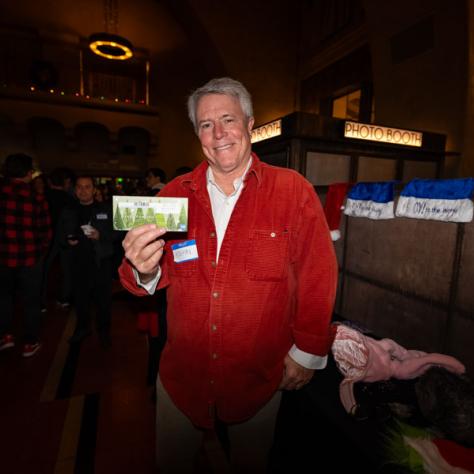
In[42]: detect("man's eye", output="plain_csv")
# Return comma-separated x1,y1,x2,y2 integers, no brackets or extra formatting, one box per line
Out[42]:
224,118,234,124
200,123,211,130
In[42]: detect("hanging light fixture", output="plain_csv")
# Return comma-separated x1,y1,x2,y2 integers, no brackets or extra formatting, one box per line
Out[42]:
89,33,133,60
89,0,133,60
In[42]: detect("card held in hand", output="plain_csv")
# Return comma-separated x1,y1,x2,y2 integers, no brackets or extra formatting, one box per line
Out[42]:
113,195,188,231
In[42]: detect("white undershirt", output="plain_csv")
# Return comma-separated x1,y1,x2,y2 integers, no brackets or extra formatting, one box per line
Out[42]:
206,159,250,261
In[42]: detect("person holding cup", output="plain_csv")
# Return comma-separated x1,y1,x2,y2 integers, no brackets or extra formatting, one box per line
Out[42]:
59,176,115,347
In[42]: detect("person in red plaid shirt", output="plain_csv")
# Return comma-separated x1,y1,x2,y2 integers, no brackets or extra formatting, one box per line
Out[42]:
0,153,52,357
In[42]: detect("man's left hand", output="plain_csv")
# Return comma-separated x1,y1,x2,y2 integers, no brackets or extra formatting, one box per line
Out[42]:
279,354,315,391
87,228,100,240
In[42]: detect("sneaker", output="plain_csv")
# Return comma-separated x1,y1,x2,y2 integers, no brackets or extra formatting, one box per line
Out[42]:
0,334,15,351
22,342,41,358
56,300,71,309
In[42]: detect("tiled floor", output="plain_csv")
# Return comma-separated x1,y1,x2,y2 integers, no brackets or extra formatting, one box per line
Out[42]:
0,277,157,474
0,266,392,474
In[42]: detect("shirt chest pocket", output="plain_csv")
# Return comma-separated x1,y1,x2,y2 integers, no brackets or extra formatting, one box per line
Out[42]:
245,229,290,281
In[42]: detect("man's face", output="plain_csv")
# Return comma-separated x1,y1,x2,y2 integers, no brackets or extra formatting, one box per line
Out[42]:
196,94,254,176
145,172,159,188
75,178,95,205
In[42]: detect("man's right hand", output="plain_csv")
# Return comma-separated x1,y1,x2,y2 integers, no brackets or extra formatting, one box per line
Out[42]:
122,224,167,283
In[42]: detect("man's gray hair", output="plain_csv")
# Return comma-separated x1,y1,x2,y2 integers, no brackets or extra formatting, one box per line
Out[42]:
187,77,253,133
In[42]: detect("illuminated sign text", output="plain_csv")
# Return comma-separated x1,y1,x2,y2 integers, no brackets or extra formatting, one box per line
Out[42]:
344,121,422,147
251,119,282,143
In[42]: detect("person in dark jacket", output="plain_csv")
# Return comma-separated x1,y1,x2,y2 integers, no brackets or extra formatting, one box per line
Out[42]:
59,176,115,347
41,167,76,309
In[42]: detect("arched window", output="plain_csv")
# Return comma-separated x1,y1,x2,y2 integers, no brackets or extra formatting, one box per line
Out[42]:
74,122,110,153
118,127,150,158
28,116,66,152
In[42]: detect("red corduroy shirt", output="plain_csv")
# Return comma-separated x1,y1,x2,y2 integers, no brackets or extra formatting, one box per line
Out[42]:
119,155,337,428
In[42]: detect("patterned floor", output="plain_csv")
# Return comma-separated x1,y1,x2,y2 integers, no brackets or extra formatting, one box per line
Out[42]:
0,267,385,473
0,280,156,474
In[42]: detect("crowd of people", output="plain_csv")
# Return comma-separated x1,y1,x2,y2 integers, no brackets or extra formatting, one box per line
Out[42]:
0,156,176,355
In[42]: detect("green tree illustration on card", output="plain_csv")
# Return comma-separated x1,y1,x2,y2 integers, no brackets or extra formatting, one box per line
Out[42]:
134,207,146,226
145,207,155,224
178,205,187,229
114,204,124,229
166,213,177,230
155,213,166,228
123,207,133,228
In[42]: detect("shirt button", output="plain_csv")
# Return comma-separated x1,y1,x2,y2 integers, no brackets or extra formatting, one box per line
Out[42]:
210,232,216,237
212,353,218,359
210,380,214,384
270,232,276,237
211,261,216,267
212,292,219,298
211,324,217,331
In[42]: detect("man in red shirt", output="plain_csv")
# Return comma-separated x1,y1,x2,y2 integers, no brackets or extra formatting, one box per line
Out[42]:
119,78,337,472
0,153,52,357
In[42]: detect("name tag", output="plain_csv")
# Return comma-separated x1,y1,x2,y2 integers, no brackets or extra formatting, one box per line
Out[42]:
96,213,108,220
172,239,198,263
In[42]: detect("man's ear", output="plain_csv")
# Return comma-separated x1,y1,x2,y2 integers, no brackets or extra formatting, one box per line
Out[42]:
247,117,255,133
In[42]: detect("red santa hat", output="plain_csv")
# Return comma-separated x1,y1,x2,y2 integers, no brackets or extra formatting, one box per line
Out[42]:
323,182,351,241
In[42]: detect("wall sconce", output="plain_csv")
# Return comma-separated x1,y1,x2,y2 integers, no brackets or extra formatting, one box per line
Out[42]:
89,33,133,60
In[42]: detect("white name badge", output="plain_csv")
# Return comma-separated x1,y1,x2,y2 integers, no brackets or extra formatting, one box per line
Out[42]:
171,239,199,263
96,213,108,220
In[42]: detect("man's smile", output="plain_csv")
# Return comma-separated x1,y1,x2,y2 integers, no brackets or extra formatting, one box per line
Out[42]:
214,143,234,151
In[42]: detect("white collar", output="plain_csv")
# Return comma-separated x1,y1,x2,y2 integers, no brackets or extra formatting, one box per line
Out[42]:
206,157,252,196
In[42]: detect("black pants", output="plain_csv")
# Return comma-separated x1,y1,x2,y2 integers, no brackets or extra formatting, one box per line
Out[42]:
41,238,73,305
147,288,167,386
72,257,113,336
0,260,43,343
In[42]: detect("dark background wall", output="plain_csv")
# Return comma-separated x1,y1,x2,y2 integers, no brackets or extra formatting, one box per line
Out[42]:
1,0,473,177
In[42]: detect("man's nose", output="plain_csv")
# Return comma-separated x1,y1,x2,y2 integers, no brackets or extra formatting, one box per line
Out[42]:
213,122,225,139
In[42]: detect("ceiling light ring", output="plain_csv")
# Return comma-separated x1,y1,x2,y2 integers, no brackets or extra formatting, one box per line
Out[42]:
89,33,133,61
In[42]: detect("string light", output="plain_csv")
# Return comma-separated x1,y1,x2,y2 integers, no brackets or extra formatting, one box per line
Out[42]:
16,84,146,105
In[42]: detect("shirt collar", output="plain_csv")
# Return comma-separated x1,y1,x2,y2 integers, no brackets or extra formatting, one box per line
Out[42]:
185,152,262,192
206,157,253,196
